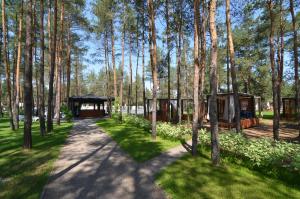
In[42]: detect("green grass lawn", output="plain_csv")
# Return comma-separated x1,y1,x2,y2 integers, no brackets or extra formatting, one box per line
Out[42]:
97,118,179,162
156,149,300,199
256,111,274,120
0,118,73,199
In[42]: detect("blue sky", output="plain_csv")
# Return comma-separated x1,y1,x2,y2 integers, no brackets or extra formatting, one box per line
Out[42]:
80,0,297,87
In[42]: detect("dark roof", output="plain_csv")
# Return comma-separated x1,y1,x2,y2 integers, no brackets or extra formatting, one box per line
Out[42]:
207,92,257,98
69,95,115,103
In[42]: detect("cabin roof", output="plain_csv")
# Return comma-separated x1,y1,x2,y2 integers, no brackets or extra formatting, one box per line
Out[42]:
69,95,115,103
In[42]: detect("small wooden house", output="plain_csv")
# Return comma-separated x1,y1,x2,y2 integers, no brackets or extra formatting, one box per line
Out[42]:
282,97,299,119
207,93,261,129
68,95,114,118
146,98,206,123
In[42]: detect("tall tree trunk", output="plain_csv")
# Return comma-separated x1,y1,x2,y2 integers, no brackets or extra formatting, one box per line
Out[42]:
111,21,117,109
2,0,15,130
119,24,125,122
199,0,207,127
47,0,58,132
165,0,171,122
177,0,183,123
128,33,133,114
209,0,220,165
267,0,279,141
135,18,139,115
24,0,33,149
13,1,23,129
55,0,64,125
148,0,158,140
66,19,71,105
0,28,3,117
277,0,284,122
226,0,241,132
192,0,200,156
39,0,46,136
104,32,111,117
289,0,299,137
33,0,38,117
142,8,146,118
75,54,80,96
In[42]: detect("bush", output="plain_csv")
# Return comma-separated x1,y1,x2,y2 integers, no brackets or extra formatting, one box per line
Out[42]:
198,130,300,170
123,115,151,131
156,122,191,141
60,105,73,122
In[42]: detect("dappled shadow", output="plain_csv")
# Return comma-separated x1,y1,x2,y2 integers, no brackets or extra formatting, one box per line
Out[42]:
155,151,300,199
96,119,179,162
0,117,73,199
42,119,166,199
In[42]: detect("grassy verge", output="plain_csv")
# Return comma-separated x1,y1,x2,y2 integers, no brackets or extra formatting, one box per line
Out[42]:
155,148,300,199
97,118,179,162
0,118,73,199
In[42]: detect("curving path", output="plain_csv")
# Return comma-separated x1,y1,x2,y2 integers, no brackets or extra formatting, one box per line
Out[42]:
42,119,190,199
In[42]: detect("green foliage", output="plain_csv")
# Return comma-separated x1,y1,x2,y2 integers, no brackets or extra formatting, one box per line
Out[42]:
198,131,300,170
123,115,151,131
97,118,179,162
156,122,191,141
0,118,73,199
60,105,73,122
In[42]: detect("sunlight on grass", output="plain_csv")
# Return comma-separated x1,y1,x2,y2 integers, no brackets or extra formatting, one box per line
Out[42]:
0,118,73,199
97,118,179,162
156,149,300,199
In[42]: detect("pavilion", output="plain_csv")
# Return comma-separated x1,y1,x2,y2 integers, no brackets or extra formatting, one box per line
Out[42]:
68,95,114,118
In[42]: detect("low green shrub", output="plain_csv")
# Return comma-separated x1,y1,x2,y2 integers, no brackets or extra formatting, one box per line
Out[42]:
156,122,191,141
60,105,73,122
123,115,151,130
198,130,300,171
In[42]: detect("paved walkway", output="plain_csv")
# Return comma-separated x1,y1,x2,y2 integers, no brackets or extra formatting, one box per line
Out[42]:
42,119,190,199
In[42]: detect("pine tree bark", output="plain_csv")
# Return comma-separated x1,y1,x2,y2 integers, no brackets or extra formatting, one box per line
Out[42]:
289,0,299,137
142,8,146,118
39,0,46,136
119,24,125,122
277,0,284,123
192,0,200,156
47,0,58,132
148,0,158,140
128,33,133,114
2,0,15,130
24,0,33,149
209,0,220,165
0,29,3,117
13,1,23,129
226,0,241,132
66,20,71,105
135,18,139,115
111,21,117,107
165,0,171,122
199,0,206,127
267,0,280,140
176,0,183,123
54,0,64,125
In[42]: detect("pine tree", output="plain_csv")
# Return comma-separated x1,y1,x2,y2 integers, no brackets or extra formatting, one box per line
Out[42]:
209,0,220,165
24,0,33,149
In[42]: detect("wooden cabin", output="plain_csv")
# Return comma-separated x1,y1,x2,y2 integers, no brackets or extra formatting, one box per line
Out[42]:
68,95,114,118
146,98,206,123
207,93,261,129
282,97,299,119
